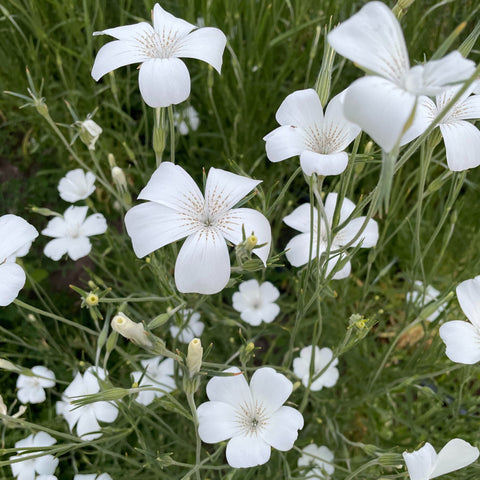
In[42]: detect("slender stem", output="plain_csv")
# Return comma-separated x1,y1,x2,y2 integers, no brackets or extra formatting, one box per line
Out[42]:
186,392,201,480
153,107,166,167
168,105,176,164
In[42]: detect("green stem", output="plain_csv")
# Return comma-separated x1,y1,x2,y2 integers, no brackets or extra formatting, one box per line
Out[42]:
153,107,166,167
186,392,201,480
168,104,176,164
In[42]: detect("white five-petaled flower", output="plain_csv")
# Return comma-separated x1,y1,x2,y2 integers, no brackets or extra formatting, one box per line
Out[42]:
439,275,480,364
91,3,227,107
414,84,480,171
327,1,476,152
10,431,58,480
197,367,304,468
0,214,38,307
174,105,200,135
403,438,479,480
131,356,176,406
16,366,56,404
57,169,96,203
74,474,112,480
298,444,335,479
169,308,204,343
283,193,378,278
232,279,280,326
263,88,361,176
406,281,447,322
56,367,119,441
42,206,107,261
293,346,339,391
124,162,271,295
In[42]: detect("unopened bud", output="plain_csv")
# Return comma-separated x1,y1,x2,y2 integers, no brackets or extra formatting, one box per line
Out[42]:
111,166,128,192
0,359,20,373
186,338,203,376
79,119,102,151
111,312,153,348
245,235,258,251
108,153,116,168
85,292,99,307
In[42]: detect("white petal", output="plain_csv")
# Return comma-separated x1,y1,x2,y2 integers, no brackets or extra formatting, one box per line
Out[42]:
43,238,69,261
454,94,480,120
226,435,271,468
403,442,437,480
260,406,304,451
205,367,252,407
275,89,324,128
205,168,261,218
31,366,56,388
152,3,196,37
35,454,58,475
440,121,480,171
300,151,349,176
456,276,480,328
324,193,356,225
138,58,190,107
0,263,25,306
197,401,238,443
263,125,307,163
258,303,280,324
249,367,292,414
431,438,479,478
259,281,280,303
283,203,314,233
41,217,68,239
400,95,436,145
17,386,45,404
337,217,379,248
81,214,107,237
67,237,92,261
176,27,227,73
240,309,264,326
174,228,230,294
64,205,89,225
327,1,409,82
343,76,417,152
285,232,319,267
327,256,351,280
0,215,38,259
76,408,101,440
92,401,118,423
439,321,480,364
58,169,96,202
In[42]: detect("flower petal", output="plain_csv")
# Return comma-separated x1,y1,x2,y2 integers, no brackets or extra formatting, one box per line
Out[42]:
327,1,409,82
454,94,480,121
250,367,292,414
139,57,191,107
64,206,89,225
260,406,304,451
41,217,68,239
17,386,45,404
174,228,230,294
259,281,280,303
152,3,196,37
176,27,227,73
197,401,238,443
300,151,349,176
67,237,92,261
218,208,271,265
205,367,252,407
258,303,280,324
264,125,307,163
456,276,480,329
400,95,436,145
439,321,480,364
324,193,356,225
0,215,38,260
285,232,319,267
35,454,58,475
343,76,417,152
430,438,479,478
43,238,69,261
76,408,101,440
275,89,324,128
439,120,480,171
337,217,379,248
226,435,271,468
403,442,437,480
92,401,119,423
81,213,107,237
0,263,25,306
283,203,315,234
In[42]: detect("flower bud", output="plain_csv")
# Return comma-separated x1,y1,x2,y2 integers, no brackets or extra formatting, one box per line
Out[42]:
186,338,203,376
85,292,99,307
0,359,21,373
111,166,128,192
79,119,102,150
111,312,153,348
245,235,258,251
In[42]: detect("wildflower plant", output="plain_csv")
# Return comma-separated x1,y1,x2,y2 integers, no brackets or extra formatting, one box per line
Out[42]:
1,1,480,480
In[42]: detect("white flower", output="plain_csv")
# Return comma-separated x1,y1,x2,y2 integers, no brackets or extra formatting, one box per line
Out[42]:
169,309,204,343
0,214,38,307
403,438,479,480
74,474,112,480
327,1,476,152
131,357,176,406
283,193,378,278
57,169,96,203
125,162,271,294
232,279,280,326
406,281,447,322
298,444,334,479
91,3,227,108
78,119,103,151
439,275,480,364
263,88,361,176
57,367,119,441
293,346,339,391
42,206,107,261
10,432,58,480
16,366,56,404
197,367,304,468
414,85,480,171
174,105,200,135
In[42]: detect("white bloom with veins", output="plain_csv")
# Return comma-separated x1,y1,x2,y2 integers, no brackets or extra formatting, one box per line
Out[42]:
232,279,280,326
439,275,480,364
10,431,58,480
264,88,361,176
197,367,304,468
131,356,176,406
0,214,38,307
327,1,475,152
169,308,204,343
403,438,479,480
91,3,227,107
283,193,378,278
125,162,271,295
42,206,107,261
16,365,56,404
406,281,447,322
58,169,96,203
56,367,118,441
293,346,339,391
298,444,334,479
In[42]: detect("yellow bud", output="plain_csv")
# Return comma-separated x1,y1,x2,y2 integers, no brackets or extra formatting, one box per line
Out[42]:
246,235,258,250
86,293,99,307
108,153,116,168
111,312,153,348
187,338,203,375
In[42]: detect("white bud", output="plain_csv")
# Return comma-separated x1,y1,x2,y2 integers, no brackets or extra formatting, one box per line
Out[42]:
187,338,203,375
111,166,128,192
79,119,102,150
111,312,153,348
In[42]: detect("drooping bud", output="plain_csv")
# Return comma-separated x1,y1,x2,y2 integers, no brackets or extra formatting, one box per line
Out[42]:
79,119,102,150
111,312,153,348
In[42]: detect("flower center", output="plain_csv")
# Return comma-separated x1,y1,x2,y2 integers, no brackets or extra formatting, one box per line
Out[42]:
304,125,345,155
137,29,181,59
67,224,81,239
235,400,269,437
